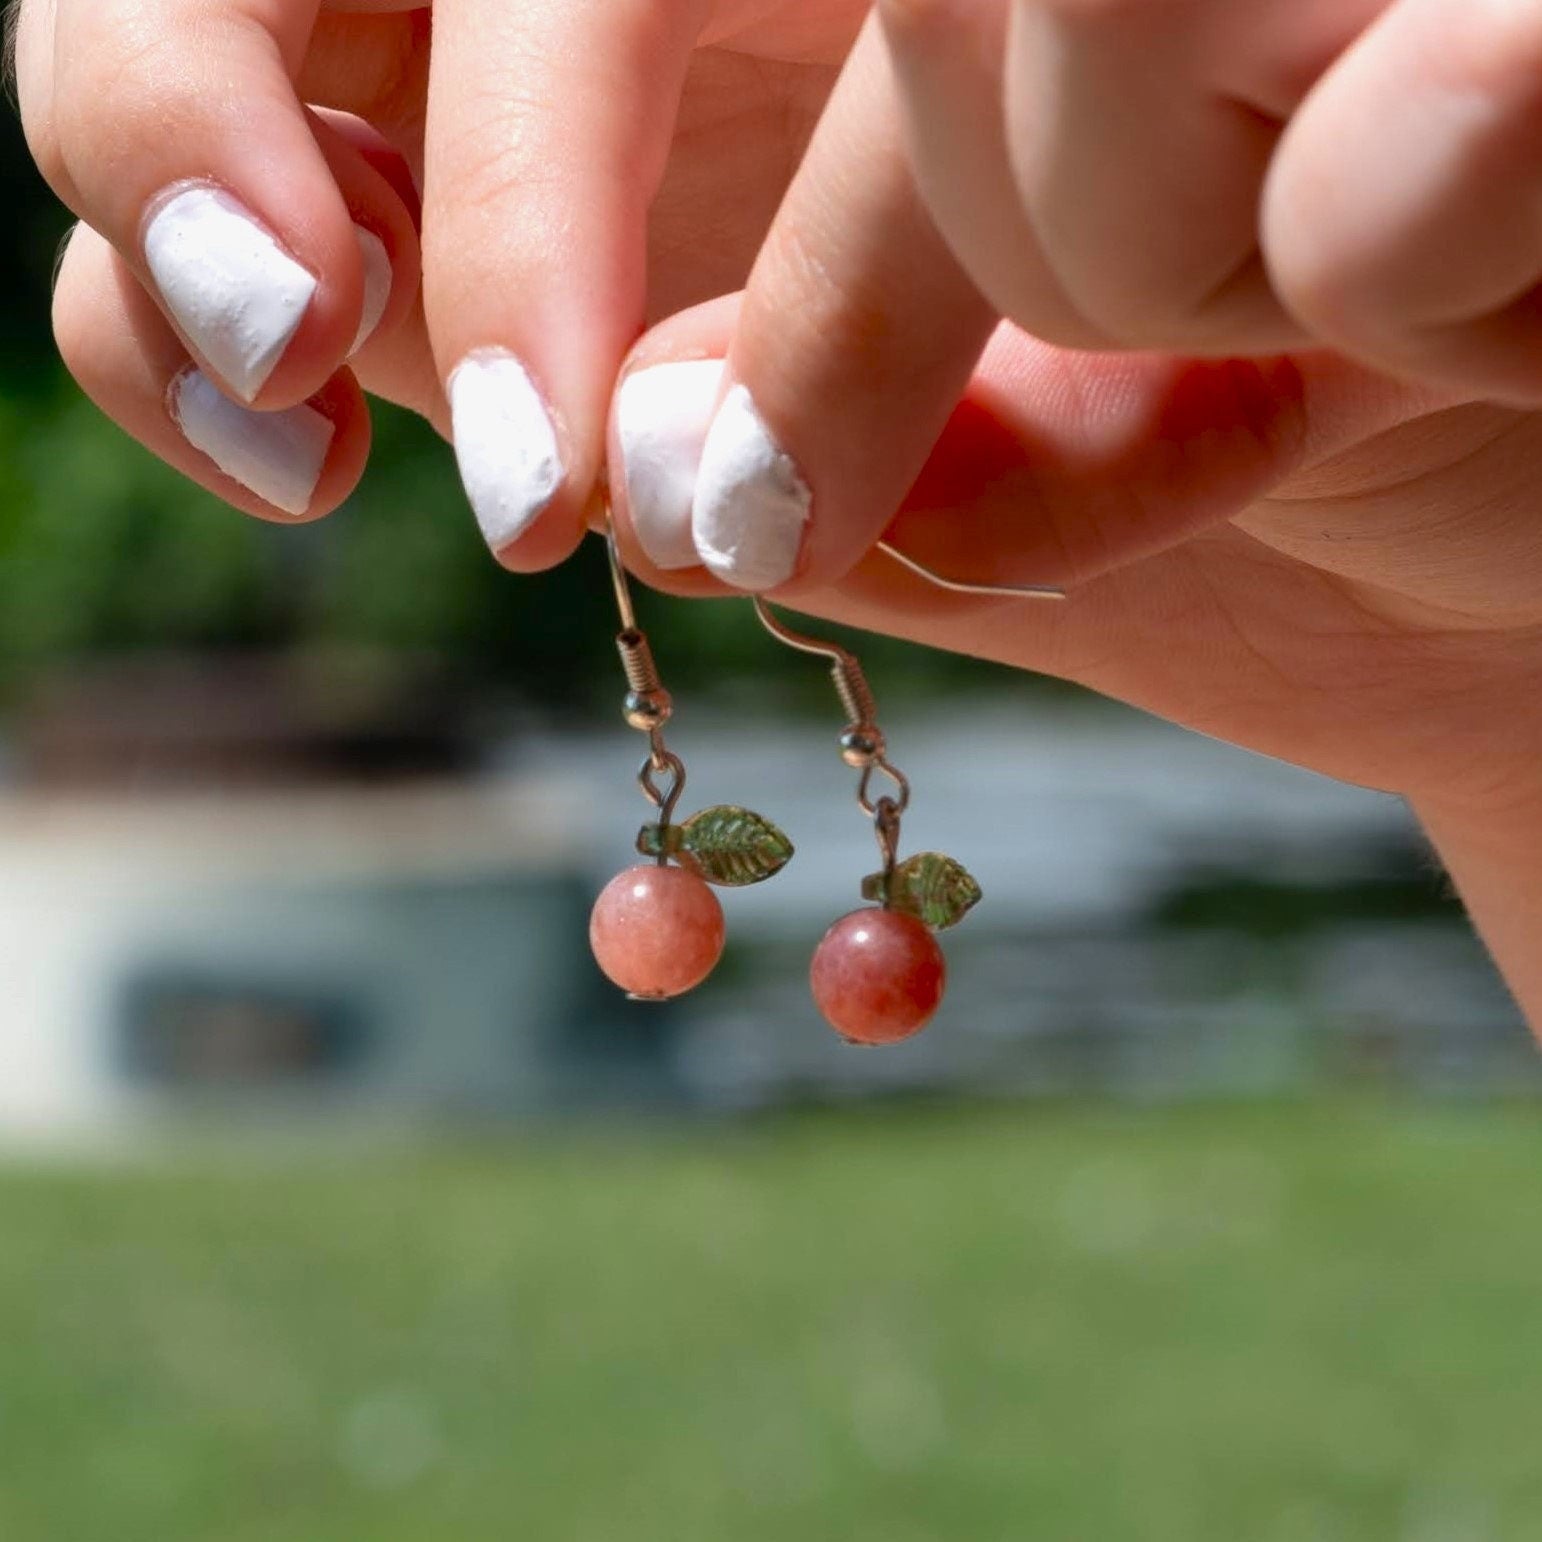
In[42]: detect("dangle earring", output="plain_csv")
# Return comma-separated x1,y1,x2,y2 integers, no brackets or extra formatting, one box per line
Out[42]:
752,600,984,1045
749,542,1067,1042
589,510,794,1001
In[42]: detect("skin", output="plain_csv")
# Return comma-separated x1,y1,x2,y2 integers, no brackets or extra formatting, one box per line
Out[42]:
14,0,862,557
15,0,1542,1026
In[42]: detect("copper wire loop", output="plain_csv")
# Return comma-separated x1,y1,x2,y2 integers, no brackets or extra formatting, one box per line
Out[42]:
639,749,686,829
601,504,691,857
859,759,911,819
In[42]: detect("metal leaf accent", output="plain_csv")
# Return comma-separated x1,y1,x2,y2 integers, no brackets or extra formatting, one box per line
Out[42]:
637,805,794,887
861,851,982,929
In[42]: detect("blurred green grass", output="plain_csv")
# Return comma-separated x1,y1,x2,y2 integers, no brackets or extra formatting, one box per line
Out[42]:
0,1103,1539,1541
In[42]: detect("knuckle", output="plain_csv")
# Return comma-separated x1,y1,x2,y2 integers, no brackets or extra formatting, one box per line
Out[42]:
53,29,203,193
755,221,892,372
424,116,561,259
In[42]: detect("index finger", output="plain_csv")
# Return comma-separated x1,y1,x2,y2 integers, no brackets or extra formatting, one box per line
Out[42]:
423,0,706,571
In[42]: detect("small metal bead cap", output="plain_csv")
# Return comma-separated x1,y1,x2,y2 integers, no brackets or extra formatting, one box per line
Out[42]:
624,687,673,731
839,725,886,768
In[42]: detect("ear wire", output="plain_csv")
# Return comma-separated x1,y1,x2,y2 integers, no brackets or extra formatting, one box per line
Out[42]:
874,540,1067,600
602,503,685,833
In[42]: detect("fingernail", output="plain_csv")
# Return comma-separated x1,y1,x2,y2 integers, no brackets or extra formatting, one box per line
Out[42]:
350,226,391,355
617,359,725,570
144,185,316,403
448,350,565,550
692,384,811,591
171,369,333,516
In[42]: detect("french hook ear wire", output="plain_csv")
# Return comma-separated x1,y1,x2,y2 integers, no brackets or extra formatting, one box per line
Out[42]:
750,535,1065,810
873,540,1067,601
752,595,911,816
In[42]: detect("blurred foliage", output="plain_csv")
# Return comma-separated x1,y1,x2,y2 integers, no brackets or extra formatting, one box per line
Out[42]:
1151,863,1460,938
1,1103,1540,1540
0,124,1042,713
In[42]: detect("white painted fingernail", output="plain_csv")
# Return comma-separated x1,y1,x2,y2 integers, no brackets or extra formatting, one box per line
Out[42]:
144,185,316,403
692,384,811,591
350,226,391,355
449,350,564,550
617,359,725,570
171,370,333,516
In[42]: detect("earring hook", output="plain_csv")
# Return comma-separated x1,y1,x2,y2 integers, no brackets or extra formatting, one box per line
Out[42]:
752,595,911,816
750,531,1064,787
602,501,640,633
874,540,1067,601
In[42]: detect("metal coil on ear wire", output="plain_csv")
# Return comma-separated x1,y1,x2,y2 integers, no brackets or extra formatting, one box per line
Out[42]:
828,652,879,738
616,628,673,732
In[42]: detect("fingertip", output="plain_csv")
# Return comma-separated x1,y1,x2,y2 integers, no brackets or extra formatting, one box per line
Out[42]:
166,365,370,524
604,299,736,583
691,381,813,593
258,116,421,402
613,356,726,574
141,181,324,405
1260,0,1542,404
56,226,370,525
486,508,590,575
447,347,584,569
612,297,820,596
421,0,705,580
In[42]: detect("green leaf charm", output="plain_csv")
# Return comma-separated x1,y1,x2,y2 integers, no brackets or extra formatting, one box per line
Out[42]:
637,805,794,887
862,851,982,929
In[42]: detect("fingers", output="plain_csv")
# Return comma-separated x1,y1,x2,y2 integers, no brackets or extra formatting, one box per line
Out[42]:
54,223,369,520
19,0,419,409
610,289,1420,593
1264,0,1542,405
422,0,705,571
308,106,442,428
1003,0,1292,350
876,0,1105,349
751,337,1450,748
876,0,1394,354
614,19,996,595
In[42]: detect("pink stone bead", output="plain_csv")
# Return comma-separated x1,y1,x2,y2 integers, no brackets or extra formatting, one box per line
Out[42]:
590,863,725,1000
809,908,946,1045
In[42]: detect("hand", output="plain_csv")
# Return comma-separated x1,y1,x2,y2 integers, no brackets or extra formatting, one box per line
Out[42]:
624,0,1542,596
15,0,863,563
613,315,1542,1016
876,0,1542,402
599,3,1542,1023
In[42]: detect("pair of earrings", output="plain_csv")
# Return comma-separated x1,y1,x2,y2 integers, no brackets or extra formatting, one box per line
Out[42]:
587,512,1064,1046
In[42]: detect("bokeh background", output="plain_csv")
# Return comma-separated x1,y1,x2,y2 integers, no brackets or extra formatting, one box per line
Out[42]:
1,118,1539,1542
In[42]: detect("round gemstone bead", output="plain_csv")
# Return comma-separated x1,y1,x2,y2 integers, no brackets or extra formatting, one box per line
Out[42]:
809,908,946,1045
590,863,725,1000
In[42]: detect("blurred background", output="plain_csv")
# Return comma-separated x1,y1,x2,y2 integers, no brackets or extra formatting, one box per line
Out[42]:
1,123,1539,1542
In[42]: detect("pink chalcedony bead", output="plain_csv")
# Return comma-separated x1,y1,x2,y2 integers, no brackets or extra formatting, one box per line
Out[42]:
590,863,725,1000
809,908,946,1045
